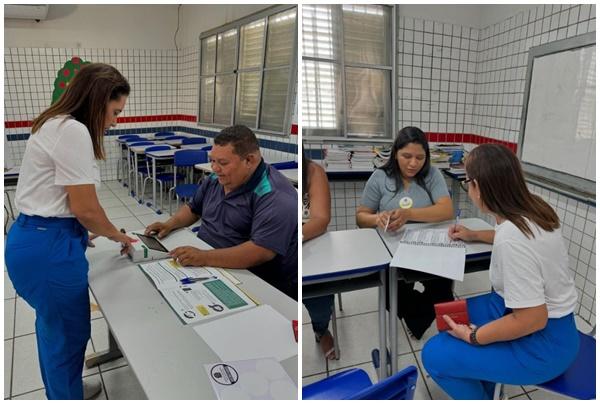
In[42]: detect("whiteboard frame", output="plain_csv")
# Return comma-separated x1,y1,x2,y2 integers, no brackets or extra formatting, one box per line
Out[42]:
518,32,596,198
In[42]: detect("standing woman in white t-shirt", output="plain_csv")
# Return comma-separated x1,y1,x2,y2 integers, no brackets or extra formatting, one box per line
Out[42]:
5,63,136,400
422,144,579,399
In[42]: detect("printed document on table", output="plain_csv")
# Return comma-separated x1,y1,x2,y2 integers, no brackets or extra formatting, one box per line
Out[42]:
390,228,466,281
193,305,297,362
139,259,217,289
204,358,296,400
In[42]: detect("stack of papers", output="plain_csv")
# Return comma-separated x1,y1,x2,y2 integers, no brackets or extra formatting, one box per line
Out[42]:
374,147,391,168
351,146,376,170
324,146,351,170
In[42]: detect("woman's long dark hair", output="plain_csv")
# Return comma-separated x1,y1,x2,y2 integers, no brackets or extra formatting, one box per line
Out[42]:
31,63,130,160
380,126,433,202
302,145,311,193
465,143,559,238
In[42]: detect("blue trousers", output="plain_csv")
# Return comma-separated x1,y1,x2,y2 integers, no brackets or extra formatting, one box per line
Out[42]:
5,214,91,400
422,291,579,399
303,295,334,337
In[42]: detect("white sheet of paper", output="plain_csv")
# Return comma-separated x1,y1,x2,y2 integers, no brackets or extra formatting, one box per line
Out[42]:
194,305,297,362
391,242,466,281
204,358,296,400
139,259,213,290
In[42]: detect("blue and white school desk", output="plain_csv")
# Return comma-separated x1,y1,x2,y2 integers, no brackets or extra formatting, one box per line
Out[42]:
377,217,493,374
302,228,391,381
85,228,297,399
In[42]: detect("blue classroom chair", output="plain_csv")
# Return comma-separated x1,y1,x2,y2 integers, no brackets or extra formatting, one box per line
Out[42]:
117,135,142,184
495,328,595,400
127,141,155,197
153,131,175,138
140,146,182,210
181,137,207,145
303,365,418,400
201,145,213,151
271,160,298,170
168,150,209,214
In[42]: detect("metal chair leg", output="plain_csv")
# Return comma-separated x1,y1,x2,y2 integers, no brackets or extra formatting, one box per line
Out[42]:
331,302,340,360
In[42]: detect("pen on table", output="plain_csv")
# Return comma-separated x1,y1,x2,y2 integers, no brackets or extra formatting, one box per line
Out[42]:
180,276,216,284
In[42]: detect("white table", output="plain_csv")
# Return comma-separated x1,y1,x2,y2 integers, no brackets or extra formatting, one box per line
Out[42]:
86,228,297,399
302,229,391,381
377,217,494,374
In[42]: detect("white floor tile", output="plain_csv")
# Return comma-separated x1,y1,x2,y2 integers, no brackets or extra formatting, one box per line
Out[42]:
126,203,156,216
103,206,134,220
109,216,145,232
5,272,16,299
5,339,13,398
102,365,146,399
96,189,117,200
5,298,15,340
528,388,573,400
12,334,44,396
334,287,380,319
99,197,124,209
302,311,411,377
11,388,46,400
119,194,143,206
14,298,36,337
135,212,171,227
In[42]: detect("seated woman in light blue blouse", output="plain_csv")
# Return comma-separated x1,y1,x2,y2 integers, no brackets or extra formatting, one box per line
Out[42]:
356,126,454,339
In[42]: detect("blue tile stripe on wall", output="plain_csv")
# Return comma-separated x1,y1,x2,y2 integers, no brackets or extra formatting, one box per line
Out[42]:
6,125,298,154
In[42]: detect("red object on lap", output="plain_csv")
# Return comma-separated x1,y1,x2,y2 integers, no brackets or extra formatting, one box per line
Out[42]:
434,300,470,331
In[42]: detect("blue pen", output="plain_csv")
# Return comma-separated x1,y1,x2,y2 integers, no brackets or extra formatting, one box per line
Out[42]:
180,276,216,285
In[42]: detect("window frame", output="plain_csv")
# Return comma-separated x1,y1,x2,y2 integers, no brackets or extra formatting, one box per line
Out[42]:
198,4,298,137
303,4,397,142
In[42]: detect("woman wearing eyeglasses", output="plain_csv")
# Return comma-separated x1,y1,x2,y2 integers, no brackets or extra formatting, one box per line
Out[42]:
422,144,579,399
356,126,454,339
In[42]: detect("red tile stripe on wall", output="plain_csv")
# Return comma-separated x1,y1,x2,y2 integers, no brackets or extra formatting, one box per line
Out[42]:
425,132,517,153
6,115,301,136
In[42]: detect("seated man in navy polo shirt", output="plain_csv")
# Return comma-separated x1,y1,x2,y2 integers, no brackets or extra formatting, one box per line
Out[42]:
145,125,298,300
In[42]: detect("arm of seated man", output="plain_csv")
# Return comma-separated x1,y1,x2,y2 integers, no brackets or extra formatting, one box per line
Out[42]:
169,240,277,269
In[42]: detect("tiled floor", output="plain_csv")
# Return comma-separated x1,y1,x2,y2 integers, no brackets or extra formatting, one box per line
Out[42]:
301,270,583,400
4,179,190,400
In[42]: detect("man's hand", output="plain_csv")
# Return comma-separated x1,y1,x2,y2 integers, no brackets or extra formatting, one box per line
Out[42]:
145,222,172,239
169,246,205,266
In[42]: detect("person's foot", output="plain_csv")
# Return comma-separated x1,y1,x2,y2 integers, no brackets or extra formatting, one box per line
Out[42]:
83,378,102,400
318,330,337,360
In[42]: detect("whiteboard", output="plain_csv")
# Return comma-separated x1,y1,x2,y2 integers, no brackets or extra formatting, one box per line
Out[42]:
519,33,595,196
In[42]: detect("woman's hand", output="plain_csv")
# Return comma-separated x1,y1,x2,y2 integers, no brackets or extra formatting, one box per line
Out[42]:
448,224,475,241
87,233,99,247
108,231,137,255
386,208,411,232
376,211,392,231
443,314,476,344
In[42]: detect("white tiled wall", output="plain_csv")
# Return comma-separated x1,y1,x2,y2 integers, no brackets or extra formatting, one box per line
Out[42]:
474,3,596,143
4,45,298,180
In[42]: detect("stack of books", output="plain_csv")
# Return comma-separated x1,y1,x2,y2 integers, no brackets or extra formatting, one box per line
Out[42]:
324,146,351,170
351,146,376,170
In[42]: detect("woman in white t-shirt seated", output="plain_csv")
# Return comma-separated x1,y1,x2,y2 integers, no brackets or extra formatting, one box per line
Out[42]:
5,63,136,399
421,143,579,400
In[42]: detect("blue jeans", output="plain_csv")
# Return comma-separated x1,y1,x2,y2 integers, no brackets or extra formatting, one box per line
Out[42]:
422,291,579,399
5,214,91,399
303,295,334,337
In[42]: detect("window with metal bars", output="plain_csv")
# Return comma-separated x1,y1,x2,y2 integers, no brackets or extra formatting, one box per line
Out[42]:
199,5,297,136
303,4,395,140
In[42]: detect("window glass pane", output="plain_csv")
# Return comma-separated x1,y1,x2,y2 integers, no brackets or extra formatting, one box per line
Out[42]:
201,36,216,75
260,68,289,131
343,5,391,66
302,4,340,60
216,29,237,73
235,71,261,127
214,74,235,125
265,9,296,67
302,60,342,134
239,19,265,69
345,67,391,137
200,77,215,123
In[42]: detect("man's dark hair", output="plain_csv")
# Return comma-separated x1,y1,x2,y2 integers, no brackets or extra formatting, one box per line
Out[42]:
214,125,260,157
